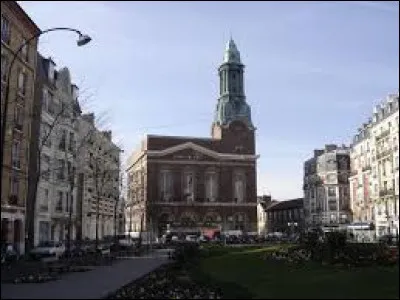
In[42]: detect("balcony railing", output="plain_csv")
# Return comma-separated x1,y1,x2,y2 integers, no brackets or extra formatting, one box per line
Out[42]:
350,170,358,176
376,129,390,140
376,149,392,160
379,189,394,197
362,165,372,172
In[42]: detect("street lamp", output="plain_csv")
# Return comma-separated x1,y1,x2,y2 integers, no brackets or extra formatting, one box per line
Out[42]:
0,27,92,202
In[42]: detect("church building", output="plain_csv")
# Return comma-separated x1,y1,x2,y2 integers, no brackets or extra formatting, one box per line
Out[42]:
126,39,259,237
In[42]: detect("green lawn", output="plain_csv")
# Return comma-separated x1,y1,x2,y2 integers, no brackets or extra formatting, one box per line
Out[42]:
193,246,399,299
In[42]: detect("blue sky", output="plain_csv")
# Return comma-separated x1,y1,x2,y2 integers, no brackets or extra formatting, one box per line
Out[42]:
19,1,399,200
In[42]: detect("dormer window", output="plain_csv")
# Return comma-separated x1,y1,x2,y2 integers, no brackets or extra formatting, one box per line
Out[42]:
71,84,79,100
21,38,28,62
17,70,27,95
48,59,55,83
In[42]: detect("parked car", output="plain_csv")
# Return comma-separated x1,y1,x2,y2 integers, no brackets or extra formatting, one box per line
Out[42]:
185,235,198,243
62,241,87,258
30,241,65,260
1,243,19,265
379,234,399,245
97,243,111,256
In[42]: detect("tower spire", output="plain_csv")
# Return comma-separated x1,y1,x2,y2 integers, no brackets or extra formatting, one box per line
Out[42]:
213,39,253,130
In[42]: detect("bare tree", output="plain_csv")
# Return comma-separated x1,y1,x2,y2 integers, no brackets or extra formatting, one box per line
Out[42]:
25,95,82,253
80,128,122,250
63,118,99,255
113,170,125,243
26,79,95,253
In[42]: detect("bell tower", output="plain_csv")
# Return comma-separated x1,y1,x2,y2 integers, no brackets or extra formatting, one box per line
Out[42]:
211,39,255,154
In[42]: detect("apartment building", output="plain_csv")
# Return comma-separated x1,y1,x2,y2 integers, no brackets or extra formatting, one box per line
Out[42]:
349,93,399,237
265,198,304,234
28,53,82,246
1,1,40,254
303,144,352,228
256,195,276,235
76,113,122,240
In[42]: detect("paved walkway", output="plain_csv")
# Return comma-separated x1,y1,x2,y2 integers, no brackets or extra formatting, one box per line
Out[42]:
1,256,169,299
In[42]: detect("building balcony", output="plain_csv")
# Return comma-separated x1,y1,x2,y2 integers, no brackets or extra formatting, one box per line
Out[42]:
376,129,390,141
376,149,392,160
350,170,358,177
14,123,23,132
379,189,394,197
362,165,372,172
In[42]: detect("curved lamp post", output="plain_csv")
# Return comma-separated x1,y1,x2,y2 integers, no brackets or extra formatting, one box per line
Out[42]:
0,27,92,202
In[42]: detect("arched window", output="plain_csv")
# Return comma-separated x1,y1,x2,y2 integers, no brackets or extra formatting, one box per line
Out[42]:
231,213,246,231
183,171,194,202
205,171,218,202
233,171,245,203
180,212,197,227
159,170,173,202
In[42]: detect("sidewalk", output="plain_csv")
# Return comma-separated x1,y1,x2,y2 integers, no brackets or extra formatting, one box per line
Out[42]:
1,256,168,299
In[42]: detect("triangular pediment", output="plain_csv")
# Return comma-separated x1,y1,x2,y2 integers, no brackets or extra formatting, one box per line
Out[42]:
148,142,220,161
146,141,259,161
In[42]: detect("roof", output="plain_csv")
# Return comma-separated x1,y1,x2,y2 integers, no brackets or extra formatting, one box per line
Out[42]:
7,1,40,35
266,198,303,211
146,134,222,152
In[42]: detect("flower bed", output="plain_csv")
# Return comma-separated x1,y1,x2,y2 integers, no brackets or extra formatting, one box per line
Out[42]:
11,273,59,284
263,234,399,267
107,264,222,299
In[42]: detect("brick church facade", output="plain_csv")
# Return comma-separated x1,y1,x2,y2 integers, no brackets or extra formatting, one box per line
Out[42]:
126,39,259,237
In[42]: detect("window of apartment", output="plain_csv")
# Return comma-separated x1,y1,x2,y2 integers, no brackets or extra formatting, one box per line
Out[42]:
328,187,336,197
13,104,23,131
233,171,245,203
1,15,10,44
183,171,194,202
17,71,27,95
66,192,70,212
48,61,55,83
40,188,49,211
59,130,66,150
42,154,50,180
57,159,65,180
205,172,218,202
383,181,388,191
1,54,8,82
21,38,29,62
67,161,72,178
328,199,337,211
68,132,74,152
10,171,18,197
42,88,48,111
11,140,21,169
56,191,63,212
40,122,52,148
70,194,74,213
47,92,55,114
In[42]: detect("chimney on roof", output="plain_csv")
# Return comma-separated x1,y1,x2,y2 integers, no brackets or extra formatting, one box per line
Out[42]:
71,84,79,100
325,144,337,152
82,113,95,124
103,130,112,140
314,149,324,158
